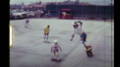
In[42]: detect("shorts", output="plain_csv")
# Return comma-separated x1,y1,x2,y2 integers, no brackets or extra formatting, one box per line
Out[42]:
44,33,49,35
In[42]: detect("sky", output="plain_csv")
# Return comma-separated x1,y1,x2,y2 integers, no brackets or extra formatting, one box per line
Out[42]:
10,0,114,5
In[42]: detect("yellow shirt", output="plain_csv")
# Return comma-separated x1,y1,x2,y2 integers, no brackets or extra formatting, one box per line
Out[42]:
44,27,49,34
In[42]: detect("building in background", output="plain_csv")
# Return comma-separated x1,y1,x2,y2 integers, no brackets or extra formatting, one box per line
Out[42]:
10,0,114,20
45,2,113,20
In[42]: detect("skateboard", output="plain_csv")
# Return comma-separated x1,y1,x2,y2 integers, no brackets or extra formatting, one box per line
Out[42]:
51,53,62,62
51,57,62,62
85,45,94,57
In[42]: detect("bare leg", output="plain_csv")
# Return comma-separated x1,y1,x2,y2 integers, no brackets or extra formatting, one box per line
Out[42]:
46,33,49,41
54,52,59,59
44,34,46,41
46,35,48,40
53,52,57,59
83,42,86,48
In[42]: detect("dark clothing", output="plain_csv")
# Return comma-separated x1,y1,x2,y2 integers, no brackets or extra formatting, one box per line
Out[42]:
53,46,59,52
73,24,79,29
80,32,87,43
44,33,49,35
26,20,29,24
51,45,61,53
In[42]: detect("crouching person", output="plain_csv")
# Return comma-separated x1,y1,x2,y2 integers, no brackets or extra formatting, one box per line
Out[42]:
51,40,62,62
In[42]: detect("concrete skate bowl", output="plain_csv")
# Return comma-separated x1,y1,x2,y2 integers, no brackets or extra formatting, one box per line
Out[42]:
58,31,72,35
58,41,83,62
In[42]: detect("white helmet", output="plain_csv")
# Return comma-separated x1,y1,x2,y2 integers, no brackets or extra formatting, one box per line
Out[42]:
54,40,58,43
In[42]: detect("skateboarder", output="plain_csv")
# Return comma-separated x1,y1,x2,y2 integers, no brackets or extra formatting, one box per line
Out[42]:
25,19,30,28
70,21,83,41
51,40,62,61
43,25,50,41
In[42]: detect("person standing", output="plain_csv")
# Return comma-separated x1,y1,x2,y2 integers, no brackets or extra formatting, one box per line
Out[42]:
43,25,50,41
25,19,30,28
70,21,83,41
70,22,79,41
